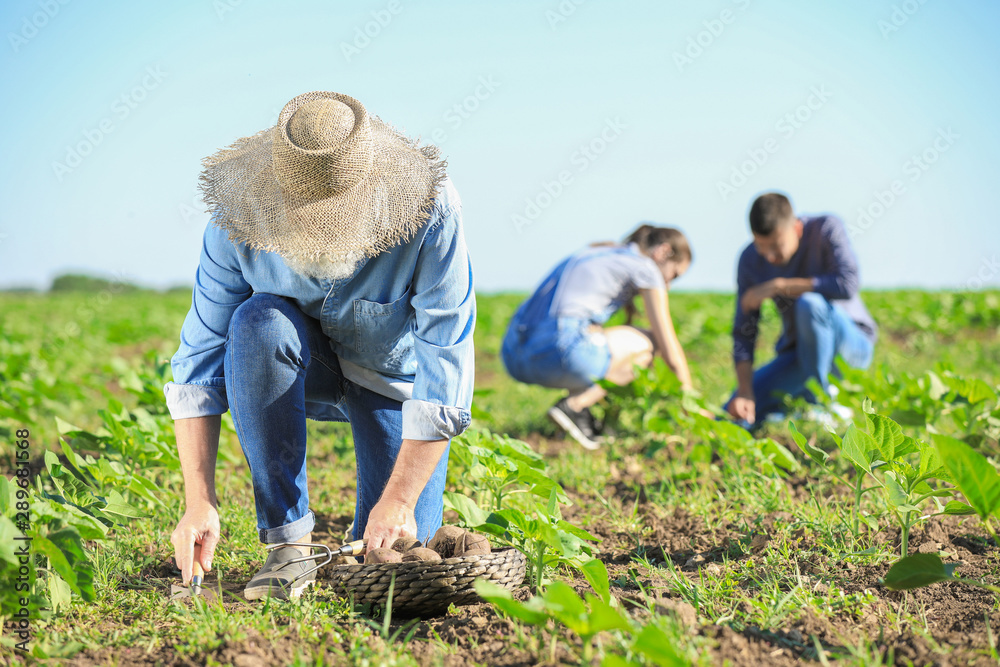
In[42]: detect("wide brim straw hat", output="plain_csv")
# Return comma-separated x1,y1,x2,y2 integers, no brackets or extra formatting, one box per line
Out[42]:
199,91,446,265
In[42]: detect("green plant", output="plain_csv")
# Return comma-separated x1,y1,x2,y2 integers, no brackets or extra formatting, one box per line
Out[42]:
476,558,689,666
931,433,1000,543
883,553,1000,594
834,408,952,556
475,489,598,590
445,428,565,516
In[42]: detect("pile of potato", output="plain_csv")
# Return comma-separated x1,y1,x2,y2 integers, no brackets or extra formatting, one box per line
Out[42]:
365,526,491,564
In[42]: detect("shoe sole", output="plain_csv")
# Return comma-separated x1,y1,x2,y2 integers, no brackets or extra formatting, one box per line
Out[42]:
244,577,315,601
547,406,601,450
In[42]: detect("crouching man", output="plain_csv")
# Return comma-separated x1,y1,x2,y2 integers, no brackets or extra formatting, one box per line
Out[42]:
164,91,475,599
726,192,877,428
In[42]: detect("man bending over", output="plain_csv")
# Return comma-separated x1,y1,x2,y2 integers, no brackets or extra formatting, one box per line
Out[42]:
726,192,877,428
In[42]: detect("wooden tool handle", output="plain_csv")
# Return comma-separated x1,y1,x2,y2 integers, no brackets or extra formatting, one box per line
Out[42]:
192,561,205,577
345,538,367,555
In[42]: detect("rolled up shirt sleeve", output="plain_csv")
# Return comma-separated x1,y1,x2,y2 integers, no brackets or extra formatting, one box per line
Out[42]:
732,248,760,364
402,193,476,441
164,222,252,420
811,216,860,300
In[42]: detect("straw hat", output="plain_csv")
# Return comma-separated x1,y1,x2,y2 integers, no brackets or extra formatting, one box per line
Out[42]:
199,91,447,269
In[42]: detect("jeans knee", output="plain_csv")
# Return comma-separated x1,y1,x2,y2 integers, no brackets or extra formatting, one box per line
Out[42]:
795,292,830,325
228,294,306,362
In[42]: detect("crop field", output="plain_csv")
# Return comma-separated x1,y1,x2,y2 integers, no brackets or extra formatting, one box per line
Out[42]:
2,288,1000,666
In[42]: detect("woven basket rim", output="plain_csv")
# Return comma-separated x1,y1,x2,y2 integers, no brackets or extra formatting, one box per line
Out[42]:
321,546,523,576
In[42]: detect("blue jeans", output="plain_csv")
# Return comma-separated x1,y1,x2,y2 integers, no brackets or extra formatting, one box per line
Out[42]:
224,293,450,545
728,293,874,422
501,317,612,391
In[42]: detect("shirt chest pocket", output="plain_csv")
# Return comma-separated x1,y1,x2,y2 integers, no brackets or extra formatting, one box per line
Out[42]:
353,288,414,354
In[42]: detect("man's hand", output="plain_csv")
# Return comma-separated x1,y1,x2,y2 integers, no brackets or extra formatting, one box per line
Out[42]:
363,498,417,551
740,280,778,313
171,502,220,585
727,395,756,424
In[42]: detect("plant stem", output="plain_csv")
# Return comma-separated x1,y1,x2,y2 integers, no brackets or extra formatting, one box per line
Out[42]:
535,542,546,593
852,468,865,537
984,517,1000,549
900,513,910,558
956,577,1000,596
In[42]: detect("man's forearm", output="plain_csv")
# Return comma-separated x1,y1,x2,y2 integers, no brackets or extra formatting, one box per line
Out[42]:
175,415,222,507
735,360,755,397
380,439,450,508
774,277,814,299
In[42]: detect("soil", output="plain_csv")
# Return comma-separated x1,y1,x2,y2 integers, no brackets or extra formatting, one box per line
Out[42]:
60,433,1000,666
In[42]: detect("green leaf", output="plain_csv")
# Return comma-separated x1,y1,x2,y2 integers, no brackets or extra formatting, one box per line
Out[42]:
582,558,611,604
841,425,876,473
100,490,148,519
473,580,549,626
47,572,73,613
943,501,976,516
759,438,800,472
601,656,642,667
583,594,632,634
882,474,909,509
542,582,589,635
927,372,949,401
866,413,905,462
555,519,599,543
32,528,95,601
55,417,84,435
788,421,828,465
443,492,489,528
932,434,1000,521
0,476,14,515
633,624,688,666
883,553,958,590
0,516,21,567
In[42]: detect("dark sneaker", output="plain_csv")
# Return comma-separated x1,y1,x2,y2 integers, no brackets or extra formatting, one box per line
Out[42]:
548,398,602,450
244,545,319,600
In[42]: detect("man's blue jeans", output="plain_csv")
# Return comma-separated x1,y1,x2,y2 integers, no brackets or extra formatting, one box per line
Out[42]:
728,293,874,423
224,293,450,545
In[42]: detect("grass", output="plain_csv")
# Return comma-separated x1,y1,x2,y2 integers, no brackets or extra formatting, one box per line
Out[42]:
1,289,999,664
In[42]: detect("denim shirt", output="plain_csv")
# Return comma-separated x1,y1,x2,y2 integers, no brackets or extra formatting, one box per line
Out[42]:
163,178,475,441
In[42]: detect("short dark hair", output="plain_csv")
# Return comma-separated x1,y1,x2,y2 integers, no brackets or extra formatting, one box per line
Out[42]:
749,192,794,236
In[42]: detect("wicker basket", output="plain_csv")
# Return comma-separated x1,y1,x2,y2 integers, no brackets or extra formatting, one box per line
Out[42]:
322,548,526,616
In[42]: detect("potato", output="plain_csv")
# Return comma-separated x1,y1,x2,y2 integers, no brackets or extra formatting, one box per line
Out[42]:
427,525,466,558
456,531,491,557
401,547,442,562
365,548,402,564
391,537,421,553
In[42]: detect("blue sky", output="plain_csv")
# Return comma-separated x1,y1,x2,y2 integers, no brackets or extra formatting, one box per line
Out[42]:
1,0,998,292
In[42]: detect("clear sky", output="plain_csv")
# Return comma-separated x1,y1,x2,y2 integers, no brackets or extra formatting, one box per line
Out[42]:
1,0,998,292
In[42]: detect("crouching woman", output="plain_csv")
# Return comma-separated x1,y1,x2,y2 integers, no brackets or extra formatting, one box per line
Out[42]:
501,225,694,449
